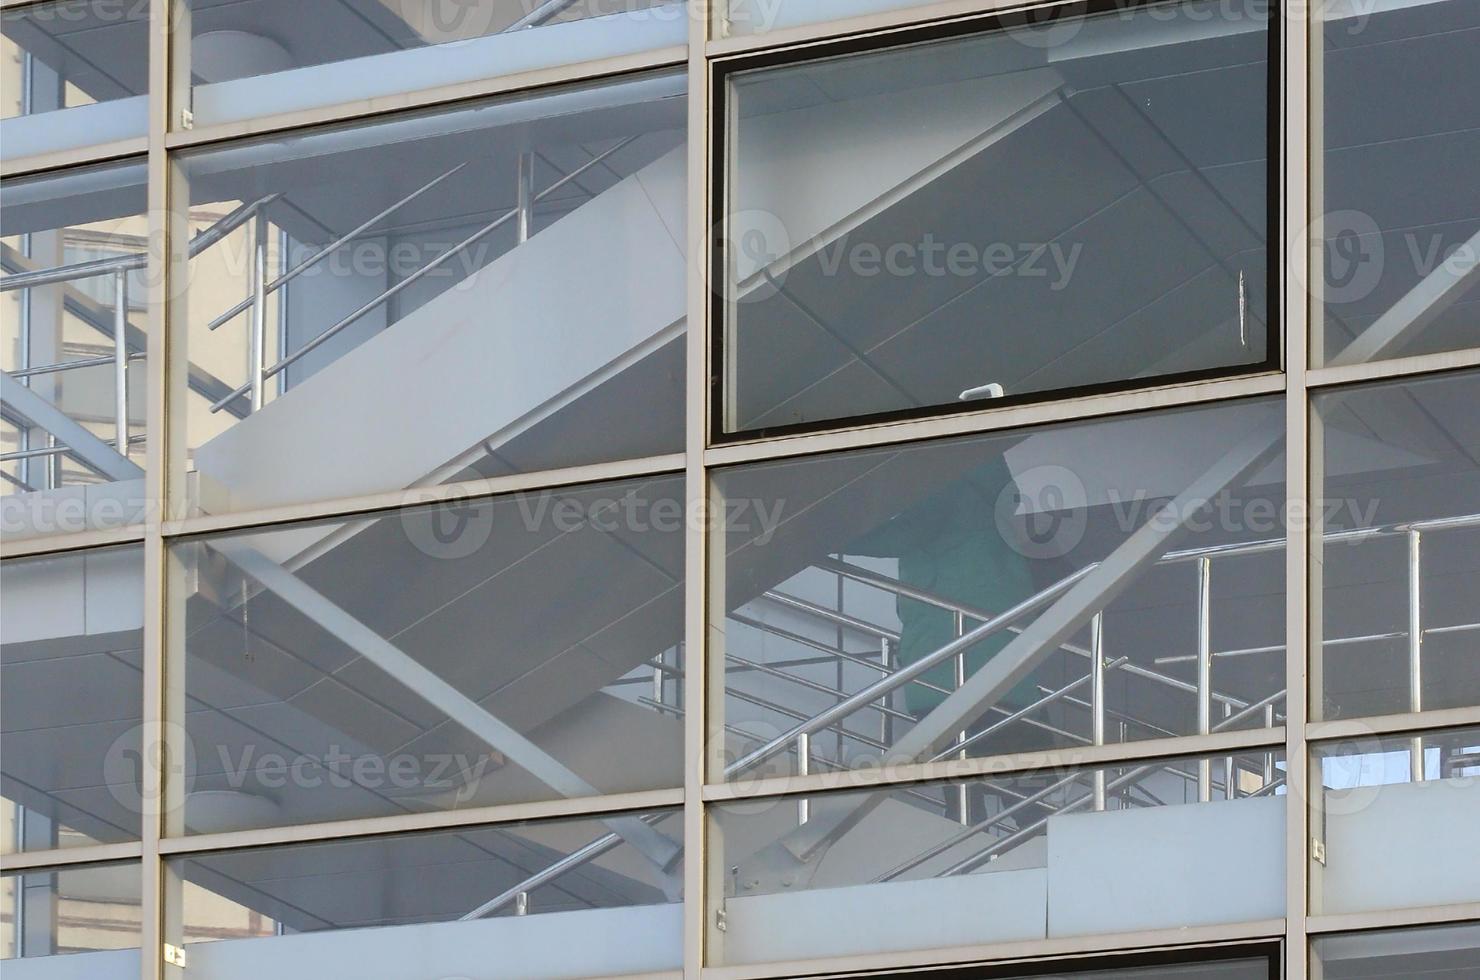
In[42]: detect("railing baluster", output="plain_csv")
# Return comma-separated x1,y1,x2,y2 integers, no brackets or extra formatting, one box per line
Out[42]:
112,271,129,452
1091,612,1106,811
1409,528,1424,780
1196,556,1213,801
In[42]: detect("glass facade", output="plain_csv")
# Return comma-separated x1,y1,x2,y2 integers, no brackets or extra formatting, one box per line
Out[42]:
1,0,1475,977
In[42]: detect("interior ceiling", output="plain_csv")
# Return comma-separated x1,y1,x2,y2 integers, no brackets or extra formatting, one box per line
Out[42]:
731,22,1271,432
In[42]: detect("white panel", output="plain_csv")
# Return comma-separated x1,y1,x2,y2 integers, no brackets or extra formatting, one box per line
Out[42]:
0,97,148,161
1046,796,1285,936
83,547,144,637
0,949,140,980
722,867,1048,965
1,551,86,645
1322,777,1480,914
184,903,681,980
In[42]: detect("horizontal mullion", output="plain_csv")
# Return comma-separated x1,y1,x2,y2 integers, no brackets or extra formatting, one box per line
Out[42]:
162,45,688,152
707,0,1063,59
2,523,148,559
705,373,1284,467
0,136,150,181
160,453,685,539
1306,705,1480,744
1306,902,1480,936
156,785,684,857
1306,347,1480,390
702,726,1286,803
700,920,1284,980
0,840,143,873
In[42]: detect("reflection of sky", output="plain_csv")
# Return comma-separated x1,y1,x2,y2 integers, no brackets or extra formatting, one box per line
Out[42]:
1322,748,1424,788
1321,744,1480,788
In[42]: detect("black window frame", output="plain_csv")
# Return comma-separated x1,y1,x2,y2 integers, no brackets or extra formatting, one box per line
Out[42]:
797,939,1284,979
708,0,1283,444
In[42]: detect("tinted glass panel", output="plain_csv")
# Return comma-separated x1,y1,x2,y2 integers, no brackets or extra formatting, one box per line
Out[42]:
0,0,148,159
1,546,144,854
719,0,1272,436
1313,922,1480,979
1313,726,1480,915
170,813,682,979
1315,0,1480,366
178,76,686,516
1,862,141,967
171,476,684,834
1314,370,1480,721
713,398,1285,783
711,753,1284,965
1,160,150,540
184,0,685,126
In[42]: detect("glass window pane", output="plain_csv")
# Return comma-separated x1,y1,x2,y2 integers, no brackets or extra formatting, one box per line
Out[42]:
710,752,1285,965
169,812,682,979
1,160,150,540
0,0,149,160
1,862,141,970
713,398,1285,783
1315,0,1480,367
183,0,686,127
1,546,144,854
718,0,1272,437
1312,726,1480,916
1313,922,1480,978
1314,370,1480,721
171,475,684,835
177,75,686,516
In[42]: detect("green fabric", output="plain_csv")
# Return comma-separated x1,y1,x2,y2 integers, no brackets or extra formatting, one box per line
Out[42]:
849,459,1037,718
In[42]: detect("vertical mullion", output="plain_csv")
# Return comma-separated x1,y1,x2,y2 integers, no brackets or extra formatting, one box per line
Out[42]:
682,0,713,976
1285,0,1313,973
142,0,194,977
139,0,170,977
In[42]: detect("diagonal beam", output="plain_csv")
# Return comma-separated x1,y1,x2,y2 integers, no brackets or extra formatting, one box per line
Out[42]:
737,415,1283,887
1,370,143,482
1332,226,1480,366
211,540,683,877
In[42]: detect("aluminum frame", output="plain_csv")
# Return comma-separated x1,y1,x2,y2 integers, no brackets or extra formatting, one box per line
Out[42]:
1,0,1478,977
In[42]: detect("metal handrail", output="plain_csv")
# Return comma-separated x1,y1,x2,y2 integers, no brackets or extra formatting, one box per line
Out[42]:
207,135,641,414
723,563,1097,779
7,350,145,380
0,193,279,293
205,163,472,333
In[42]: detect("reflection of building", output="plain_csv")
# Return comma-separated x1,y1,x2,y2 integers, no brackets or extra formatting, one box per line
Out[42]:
1,0,1477,978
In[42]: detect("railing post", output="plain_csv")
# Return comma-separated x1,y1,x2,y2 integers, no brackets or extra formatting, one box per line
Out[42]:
249,209,268,412
1090,612,1106,811
1196,556,1213,801
1263,703,1276,785
651,648,665,708
513,892,528,916
516,151,535,244
953,609,969,825
795,732,810,825
879,636,892,747
1223,702,1235,799
113,270,130,453
1408,528,1424,779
